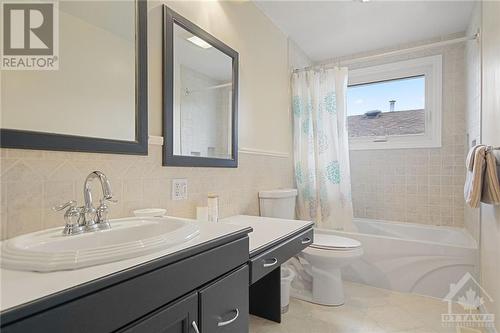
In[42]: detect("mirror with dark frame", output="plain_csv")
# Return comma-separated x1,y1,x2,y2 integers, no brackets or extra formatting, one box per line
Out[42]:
0,0,148,155
163,6,238,168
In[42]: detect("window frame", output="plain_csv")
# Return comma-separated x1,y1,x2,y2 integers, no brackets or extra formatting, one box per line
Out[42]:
347,55,442,150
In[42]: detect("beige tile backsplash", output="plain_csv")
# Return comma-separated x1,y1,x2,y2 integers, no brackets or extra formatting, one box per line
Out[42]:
0,146,293,240
347,39,468,227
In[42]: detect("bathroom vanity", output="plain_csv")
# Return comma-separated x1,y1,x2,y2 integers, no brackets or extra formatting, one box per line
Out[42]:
0,216,313,333
222,215,314,323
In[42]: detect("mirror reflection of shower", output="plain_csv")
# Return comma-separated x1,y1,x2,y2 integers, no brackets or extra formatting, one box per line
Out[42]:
173,23,233,159
184,82,231,96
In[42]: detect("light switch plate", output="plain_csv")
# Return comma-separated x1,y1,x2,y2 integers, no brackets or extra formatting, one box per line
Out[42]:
172,179,188,200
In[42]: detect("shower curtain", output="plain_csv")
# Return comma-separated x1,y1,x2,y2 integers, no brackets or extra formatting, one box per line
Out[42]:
291,68,353,230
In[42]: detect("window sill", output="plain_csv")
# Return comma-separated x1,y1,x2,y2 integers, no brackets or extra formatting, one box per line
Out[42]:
348,137,442,150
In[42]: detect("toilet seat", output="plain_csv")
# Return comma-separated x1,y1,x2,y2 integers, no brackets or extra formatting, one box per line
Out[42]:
310,233,361,251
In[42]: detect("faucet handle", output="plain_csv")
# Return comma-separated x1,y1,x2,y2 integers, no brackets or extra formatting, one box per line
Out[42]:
52,200,77,212
53,201,85,235
95,198,115,230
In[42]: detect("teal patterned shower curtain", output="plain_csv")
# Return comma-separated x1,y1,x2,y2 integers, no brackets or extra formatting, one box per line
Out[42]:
291,68,353,230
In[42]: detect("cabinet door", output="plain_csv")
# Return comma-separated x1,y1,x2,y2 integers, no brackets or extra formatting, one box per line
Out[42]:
121,292,199,333
199,265,249,333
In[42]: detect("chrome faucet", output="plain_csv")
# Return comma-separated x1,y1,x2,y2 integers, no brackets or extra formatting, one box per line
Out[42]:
83,171,115,231
53,171,116,235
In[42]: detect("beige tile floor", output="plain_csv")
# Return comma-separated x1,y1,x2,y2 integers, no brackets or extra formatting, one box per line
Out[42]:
250,282,489,333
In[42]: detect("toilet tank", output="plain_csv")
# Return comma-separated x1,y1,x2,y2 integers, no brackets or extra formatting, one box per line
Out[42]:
258,189,298,219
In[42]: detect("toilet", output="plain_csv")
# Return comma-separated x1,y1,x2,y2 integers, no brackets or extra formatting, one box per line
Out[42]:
259,189,363,306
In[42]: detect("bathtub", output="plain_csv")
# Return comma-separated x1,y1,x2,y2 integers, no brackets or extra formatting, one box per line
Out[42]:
321,218,479,299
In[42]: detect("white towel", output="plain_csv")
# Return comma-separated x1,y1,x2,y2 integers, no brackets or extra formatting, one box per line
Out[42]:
464,145,500,208
464,145,486,208
466,145,481,172
481,147,500,205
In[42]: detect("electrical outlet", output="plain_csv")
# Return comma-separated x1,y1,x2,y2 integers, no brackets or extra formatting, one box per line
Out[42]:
172,179,188,200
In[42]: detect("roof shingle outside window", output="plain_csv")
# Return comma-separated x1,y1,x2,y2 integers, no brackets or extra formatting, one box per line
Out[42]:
347,109,425,137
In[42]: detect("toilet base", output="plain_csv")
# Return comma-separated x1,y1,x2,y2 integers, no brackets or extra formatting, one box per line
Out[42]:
312,266,345,306
291,236,363,307
290,266,346,306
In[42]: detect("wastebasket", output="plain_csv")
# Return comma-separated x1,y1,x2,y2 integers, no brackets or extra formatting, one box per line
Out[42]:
281,266,296,314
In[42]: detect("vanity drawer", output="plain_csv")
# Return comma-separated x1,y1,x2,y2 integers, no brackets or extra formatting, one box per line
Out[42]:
249,229,313,284
199,265,249,333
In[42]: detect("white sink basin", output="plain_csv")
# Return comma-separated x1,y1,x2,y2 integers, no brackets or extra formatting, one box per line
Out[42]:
0,217,200,272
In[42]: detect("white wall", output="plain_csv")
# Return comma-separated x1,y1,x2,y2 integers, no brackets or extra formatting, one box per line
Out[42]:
288,39,312,71
480,1,500,330
148,1,292,156
464,2,482,242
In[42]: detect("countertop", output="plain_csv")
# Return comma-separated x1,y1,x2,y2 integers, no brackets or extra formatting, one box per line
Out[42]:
0,214,313,317
0,219,250,314
221,215,314,257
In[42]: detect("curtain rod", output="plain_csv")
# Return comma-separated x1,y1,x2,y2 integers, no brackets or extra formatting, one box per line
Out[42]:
293,33,479,74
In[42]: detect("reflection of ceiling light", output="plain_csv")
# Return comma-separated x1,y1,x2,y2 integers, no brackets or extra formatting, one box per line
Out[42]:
187,36,212,49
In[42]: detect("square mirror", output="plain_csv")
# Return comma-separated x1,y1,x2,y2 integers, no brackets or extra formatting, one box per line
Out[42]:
163,6,238,167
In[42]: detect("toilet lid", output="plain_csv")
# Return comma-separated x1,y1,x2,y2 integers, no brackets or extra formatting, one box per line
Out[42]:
311,233,362,250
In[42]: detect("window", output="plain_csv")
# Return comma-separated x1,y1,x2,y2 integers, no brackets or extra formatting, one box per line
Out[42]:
347,55,442,150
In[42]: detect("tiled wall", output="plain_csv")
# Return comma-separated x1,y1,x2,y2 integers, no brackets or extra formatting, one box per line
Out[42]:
0,146,293,240
344,37,467,227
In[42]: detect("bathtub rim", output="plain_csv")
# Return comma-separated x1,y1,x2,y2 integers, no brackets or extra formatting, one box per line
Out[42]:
316,218,477,250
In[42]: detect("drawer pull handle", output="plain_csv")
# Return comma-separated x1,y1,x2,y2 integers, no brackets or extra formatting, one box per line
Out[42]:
217,308,239,327
263,258,278,267
192,321,200,333
301,237,312,244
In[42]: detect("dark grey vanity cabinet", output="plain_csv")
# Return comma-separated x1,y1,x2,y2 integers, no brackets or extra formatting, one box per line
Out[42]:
248,227,314,324
121,266,249,333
